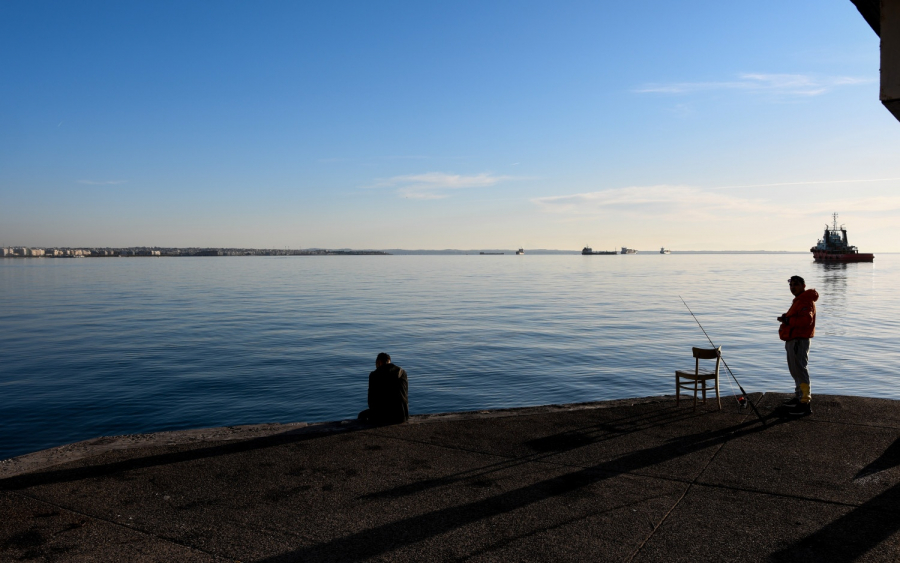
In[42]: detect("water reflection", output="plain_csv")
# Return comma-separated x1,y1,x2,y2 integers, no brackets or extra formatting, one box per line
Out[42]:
814,262,849,336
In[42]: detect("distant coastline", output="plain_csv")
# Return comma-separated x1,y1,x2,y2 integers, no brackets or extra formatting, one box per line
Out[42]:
0,247,390,258
1,247,827,258
376,249,815,255
384,249,811,255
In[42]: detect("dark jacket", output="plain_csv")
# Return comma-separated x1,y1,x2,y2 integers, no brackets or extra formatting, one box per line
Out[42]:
368,363,409,423
779,289,819,341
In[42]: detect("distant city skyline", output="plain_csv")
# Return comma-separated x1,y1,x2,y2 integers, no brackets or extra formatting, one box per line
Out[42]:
2,1,898,251
0,245,827,255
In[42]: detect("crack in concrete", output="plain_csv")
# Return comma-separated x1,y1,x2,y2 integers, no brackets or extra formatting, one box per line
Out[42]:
625,392,762,562
5,489,228,560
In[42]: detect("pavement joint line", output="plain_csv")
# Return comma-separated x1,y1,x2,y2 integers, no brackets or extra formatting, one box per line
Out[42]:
447,492,677,563
5,489,227,560
686,480,895,511
625,399,756,562
804,418,900,431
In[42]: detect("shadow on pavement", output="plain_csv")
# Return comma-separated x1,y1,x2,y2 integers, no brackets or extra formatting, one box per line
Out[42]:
0,426,344,492
361,404,704,502
771,435,900,562
770,481,900,562
855,435,900,480
258,410,785,562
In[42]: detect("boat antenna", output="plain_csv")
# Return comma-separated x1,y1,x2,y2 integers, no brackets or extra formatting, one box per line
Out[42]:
679,296,766,425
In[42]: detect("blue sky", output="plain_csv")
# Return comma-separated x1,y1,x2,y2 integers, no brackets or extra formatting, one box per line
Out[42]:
1,0,897,250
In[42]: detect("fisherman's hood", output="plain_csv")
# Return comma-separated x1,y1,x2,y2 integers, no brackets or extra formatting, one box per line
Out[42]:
795,289,819,303
375,363,403,377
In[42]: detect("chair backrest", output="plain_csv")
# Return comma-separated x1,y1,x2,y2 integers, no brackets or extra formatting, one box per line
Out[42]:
692,347,721,359
692,346,721,376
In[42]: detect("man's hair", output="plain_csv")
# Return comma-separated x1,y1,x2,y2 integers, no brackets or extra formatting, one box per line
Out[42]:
376,352,391,363
788,275,805,285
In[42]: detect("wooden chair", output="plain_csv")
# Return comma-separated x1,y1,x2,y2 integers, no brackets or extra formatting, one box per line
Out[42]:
675,347,722,410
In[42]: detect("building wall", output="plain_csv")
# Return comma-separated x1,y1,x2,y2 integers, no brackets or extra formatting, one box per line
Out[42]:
884,0,900,120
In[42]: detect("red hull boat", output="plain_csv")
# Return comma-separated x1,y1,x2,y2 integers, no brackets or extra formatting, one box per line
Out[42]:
810,214,873,263
811,250,874,262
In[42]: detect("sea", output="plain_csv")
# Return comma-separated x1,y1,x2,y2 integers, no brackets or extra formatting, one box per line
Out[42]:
2,253,898,461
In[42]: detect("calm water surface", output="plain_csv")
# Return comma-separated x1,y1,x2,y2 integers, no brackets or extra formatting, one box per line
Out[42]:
2,254,898,460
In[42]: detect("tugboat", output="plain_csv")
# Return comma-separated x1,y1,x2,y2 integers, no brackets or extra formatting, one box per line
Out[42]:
582,246,616,255
621,247,637,254
516,248,524,255
811,213,874,263
660,247,670,254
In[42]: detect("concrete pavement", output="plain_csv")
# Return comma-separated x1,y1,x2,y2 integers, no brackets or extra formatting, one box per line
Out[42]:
2,393,900,562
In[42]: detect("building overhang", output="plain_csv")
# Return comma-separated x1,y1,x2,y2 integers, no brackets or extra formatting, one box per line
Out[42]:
851,0,900,122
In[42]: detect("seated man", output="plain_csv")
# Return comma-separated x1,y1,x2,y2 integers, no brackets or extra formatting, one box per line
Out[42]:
358,352,409,424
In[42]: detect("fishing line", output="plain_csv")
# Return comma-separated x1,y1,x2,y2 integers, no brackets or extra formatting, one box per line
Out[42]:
721,364,739,400
679,296,766,425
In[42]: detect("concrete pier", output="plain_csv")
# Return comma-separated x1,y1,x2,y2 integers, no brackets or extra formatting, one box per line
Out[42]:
2,393,900,561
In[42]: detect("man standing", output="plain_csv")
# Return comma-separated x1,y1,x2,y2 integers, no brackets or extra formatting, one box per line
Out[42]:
358,352,409,424
778,275,819,416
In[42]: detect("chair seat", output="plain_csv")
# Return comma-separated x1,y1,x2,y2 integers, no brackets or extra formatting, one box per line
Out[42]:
675,369,718,380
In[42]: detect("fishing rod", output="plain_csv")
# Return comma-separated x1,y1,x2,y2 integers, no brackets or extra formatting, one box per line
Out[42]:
679,296,766,425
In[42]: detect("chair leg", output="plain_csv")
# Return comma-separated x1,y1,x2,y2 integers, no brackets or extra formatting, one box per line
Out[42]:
693,379,698,411
702,380,707,404
676,374,680,406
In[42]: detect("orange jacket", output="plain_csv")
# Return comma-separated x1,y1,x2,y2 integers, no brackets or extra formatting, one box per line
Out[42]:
779,289,818,341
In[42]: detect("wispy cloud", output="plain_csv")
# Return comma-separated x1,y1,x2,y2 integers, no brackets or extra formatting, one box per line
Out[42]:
809,195,900,215
533,184,900,221
533,185,770,219
634,73,871,97
77,180,126,185
368,172,515,200
708,177,900,190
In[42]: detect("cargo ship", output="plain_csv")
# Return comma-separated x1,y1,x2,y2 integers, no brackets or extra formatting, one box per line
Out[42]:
621,247,637,254
811,214,874,263
582,246,616,255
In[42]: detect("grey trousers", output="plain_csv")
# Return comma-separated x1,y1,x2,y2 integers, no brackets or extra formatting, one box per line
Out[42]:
785,338,811,403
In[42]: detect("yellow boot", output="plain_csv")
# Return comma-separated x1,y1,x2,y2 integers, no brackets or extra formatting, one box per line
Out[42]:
789,384,812,416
